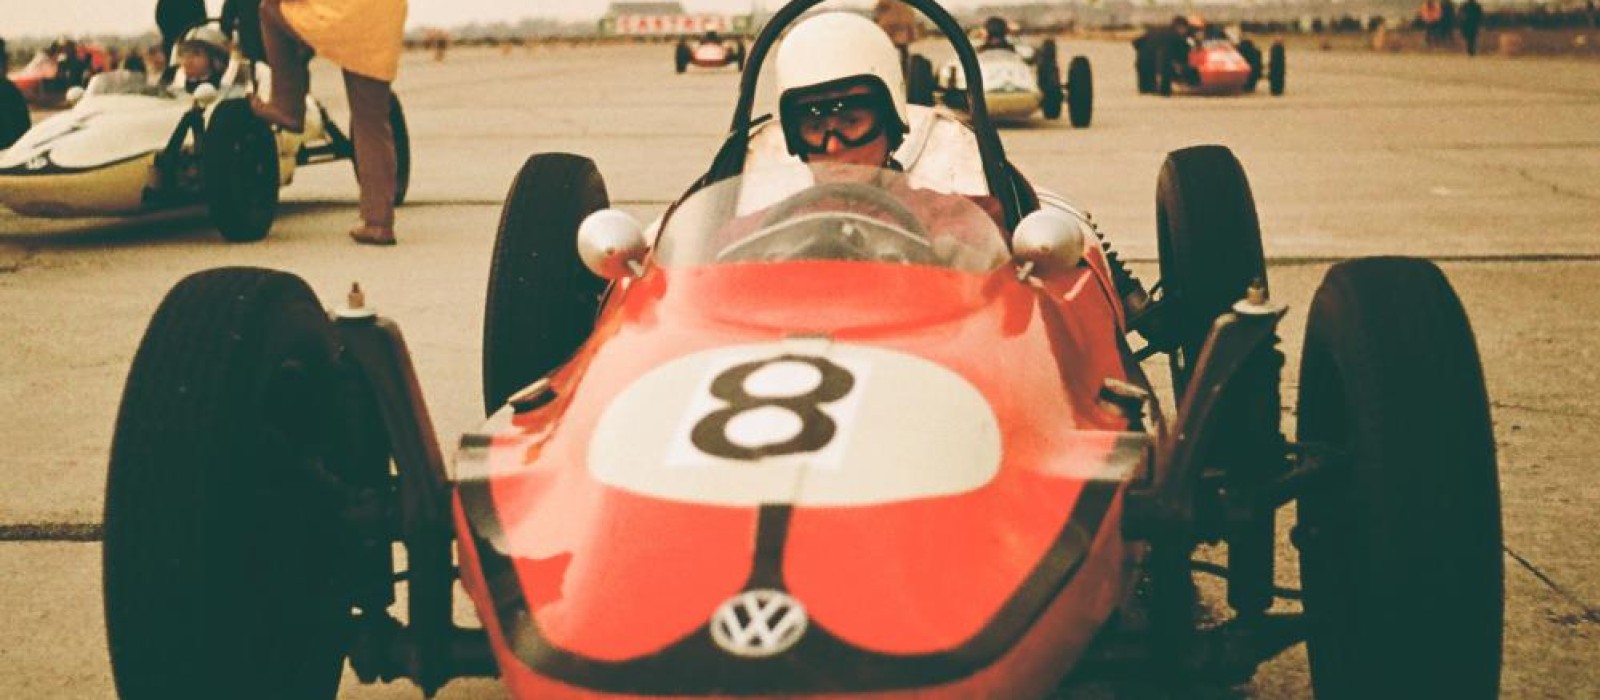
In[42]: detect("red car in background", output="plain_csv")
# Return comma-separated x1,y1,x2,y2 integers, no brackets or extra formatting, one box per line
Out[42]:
675,31,746,73
7,41,112,107
1135,30,1285,96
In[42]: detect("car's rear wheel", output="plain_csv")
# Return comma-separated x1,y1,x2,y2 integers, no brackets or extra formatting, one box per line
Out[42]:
1038,60,1063,120
1239,39,1263,92
0,77,28,149
351,93,412,206
1295,257,1502,699
1268,42,1287,96
1155,144,1268,397
104,267,353,700
1066,56,1093,128
483,153,610,413
203,100,280,242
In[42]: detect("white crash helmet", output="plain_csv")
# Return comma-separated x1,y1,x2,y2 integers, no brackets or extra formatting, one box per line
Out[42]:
178,25,231,62
775,11,909,156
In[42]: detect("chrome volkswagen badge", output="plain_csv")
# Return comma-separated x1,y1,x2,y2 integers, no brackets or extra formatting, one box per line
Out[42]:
709,589,808,658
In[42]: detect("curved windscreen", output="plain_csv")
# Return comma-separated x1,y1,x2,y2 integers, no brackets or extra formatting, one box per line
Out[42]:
655,163,1009,274
84,71,169,98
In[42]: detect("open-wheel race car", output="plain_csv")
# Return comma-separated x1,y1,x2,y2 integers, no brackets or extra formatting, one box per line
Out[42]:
1135,24,1285,97
101,0,1503,698
908,33,1092,127
676,31,747,74
0,22,410,242
6,40,114,107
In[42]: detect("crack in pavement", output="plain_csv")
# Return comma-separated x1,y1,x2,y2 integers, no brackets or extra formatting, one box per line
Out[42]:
1505,545,1600,625
0,522,103,542
1117,254,1600,266
1387,144,1600,203
1492,400,1600,421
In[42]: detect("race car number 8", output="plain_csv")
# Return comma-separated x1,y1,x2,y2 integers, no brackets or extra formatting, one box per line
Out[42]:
690,356,855,460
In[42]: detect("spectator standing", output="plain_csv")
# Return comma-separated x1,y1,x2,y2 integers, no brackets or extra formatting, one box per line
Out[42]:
251,0,408,245
1440,0,1457,46
1460,0,1484,55
156,0,208,59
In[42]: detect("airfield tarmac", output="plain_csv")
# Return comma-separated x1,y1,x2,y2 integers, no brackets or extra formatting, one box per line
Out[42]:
0,39,1597,698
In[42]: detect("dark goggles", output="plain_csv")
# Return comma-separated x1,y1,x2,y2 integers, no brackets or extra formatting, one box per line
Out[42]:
791,93,887,153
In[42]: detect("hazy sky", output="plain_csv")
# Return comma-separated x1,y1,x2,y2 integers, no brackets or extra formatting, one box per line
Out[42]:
0,0,1015,39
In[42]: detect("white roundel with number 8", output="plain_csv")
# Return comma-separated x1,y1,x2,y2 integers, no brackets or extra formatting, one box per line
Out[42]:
588,341,1002,507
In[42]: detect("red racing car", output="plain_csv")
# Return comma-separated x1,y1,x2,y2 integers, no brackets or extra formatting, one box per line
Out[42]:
7,41,113,107
101,0,1501,698
1135,29,1285,96
675,31,746,74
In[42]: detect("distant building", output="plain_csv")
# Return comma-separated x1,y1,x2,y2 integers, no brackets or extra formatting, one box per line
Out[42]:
604,2,688,17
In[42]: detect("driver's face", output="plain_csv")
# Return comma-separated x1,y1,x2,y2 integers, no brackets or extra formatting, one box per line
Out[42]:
791,84,891,169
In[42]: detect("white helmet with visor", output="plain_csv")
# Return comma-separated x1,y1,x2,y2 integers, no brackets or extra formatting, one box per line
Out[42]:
774,12,909,157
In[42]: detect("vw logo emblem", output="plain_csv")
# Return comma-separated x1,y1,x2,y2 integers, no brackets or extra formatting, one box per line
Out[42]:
709,589,808,658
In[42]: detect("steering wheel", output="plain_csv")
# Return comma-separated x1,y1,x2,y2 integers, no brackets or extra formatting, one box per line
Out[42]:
757,182,928,236
718,183,936,264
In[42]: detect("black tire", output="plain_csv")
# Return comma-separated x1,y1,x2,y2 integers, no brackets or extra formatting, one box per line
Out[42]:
349,93,411,206
388,95,411,205
1268,41,1287,96
483,153,610,414
907,54,936,108
1037,38,1058,70
675,41,690,73
105,268,353,700
1134,38,1157,94
1066,56,1093,128
1039,61,1063,120
1239,39,1263,92
1154,145,1267,397
1296,257,1502,700
0,77,28,149
203,100,280,242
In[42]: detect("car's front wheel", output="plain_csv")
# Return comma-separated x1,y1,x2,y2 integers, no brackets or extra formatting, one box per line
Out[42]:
482,153,610,413
1066,56,1093,128
203,100,280,242
0,77,28,149
104,267,354,700
1296,257,1502,699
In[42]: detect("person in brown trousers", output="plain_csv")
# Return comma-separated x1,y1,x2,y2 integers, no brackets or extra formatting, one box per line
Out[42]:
249,0,407,245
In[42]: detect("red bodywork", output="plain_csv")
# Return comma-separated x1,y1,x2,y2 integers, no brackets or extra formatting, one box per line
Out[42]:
7,45,112,105
451,230,1153,697
691,42,735,68
1186,40,1252,93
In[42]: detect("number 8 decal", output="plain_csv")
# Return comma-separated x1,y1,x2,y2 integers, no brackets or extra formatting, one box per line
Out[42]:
691,355,856,461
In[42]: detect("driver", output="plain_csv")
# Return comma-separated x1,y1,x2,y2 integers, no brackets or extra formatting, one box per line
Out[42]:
174,26,230,93
767,12,1005,227
979,16,1015,51
774,11,909,170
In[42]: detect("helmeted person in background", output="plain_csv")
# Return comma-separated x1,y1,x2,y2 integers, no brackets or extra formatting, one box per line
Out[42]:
980,16,1015,51
250,0,408,245
174,25,230,93
774,11,910,169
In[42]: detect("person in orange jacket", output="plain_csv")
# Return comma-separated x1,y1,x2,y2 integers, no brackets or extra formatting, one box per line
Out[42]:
250,0,407,245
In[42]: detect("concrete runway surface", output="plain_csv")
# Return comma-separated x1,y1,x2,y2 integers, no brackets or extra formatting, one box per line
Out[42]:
1,38,1596,698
